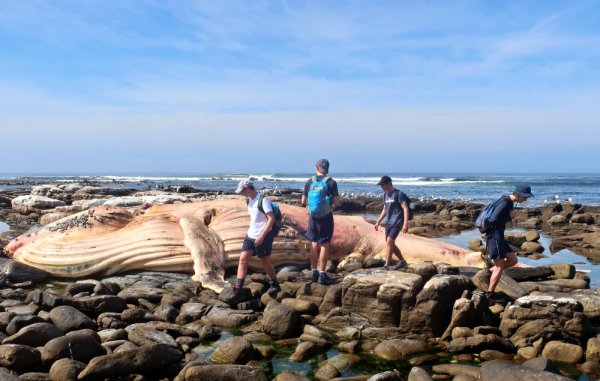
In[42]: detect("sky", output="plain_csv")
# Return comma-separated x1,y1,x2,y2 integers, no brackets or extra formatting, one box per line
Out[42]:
0,0,599,174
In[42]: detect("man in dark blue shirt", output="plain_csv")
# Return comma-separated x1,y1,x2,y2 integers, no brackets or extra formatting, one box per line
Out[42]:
374,176,411,270
486,183,534,294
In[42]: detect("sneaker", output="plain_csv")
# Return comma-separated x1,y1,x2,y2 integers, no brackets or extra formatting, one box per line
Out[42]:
266,285,281,296
391,260,407,270
318,272,337,285
311,270,319,282
383,265,390,270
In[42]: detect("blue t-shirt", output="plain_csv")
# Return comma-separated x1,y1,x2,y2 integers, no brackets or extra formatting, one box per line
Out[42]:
384,189,410,227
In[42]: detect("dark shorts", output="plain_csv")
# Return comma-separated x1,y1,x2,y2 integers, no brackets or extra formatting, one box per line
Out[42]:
241,230,275,258
385,224,401,240
305,213,334,244
486,236,512,260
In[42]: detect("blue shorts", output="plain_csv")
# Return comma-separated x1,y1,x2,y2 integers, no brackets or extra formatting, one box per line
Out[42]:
241,230,274,258
385,224,401,240
486,236,512,260
305,213,334,244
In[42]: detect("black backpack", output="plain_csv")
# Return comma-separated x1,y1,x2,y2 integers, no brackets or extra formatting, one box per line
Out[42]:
248,194,283,236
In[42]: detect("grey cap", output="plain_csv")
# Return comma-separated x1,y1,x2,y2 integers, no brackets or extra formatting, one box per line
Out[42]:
513,183,534,198
235,178,253,194
316,158,330,174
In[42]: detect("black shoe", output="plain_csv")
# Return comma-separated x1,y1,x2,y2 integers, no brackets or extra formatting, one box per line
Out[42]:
318,272,337,285
390,260,407,270
311,270,319,282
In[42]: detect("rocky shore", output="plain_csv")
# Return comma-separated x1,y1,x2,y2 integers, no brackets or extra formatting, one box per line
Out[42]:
0,183,600,380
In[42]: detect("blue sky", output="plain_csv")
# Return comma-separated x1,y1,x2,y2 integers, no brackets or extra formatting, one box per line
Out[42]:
0,1,599,173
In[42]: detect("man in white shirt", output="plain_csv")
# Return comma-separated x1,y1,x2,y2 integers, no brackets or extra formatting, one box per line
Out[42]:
234,178,281,295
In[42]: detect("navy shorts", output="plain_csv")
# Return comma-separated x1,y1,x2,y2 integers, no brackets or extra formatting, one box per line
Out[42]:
486,236,512,260
305,213,334,244
241,230,274,258
385,224,401,240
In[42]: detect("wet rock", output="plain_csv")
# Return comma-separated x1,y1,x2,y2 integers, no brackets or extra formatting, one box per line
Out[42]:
290,342,320,362
77,344,183,380
536,278,589,289
479,359,572,380
2,322,63,347
479,349,514,361
261,301,299,339
548,263,576,279
49,306,95,332
49,358,86,381
342,269,423,328
373,339,430,361
154,304,178,323
117,286,165,304
211,337,261,364
522,356,559,372
548,215,567,225
41,329,105,363
160,285,195,308
499,295,593,348
121,308,160,324
199,325,222,341
579,360,600,375
338,340,359,353
65,283,96,296
541,340,583,364
176,302,210,324
447,334,514,354
177,364,268,381
521,241,544,253
408,367,433,381
97,329,128,343
314,362,339,380
504,266,553,282
0,344,41,371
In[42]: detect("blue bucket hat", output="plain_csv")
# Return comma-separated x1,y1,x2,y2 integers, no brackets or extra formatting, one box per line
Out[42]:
514,184,534,198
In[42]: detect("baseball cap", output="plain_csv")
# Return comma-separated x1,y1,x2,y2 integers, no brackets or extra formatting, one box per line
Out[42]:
235,178,253,194
316,158,330,174
377,175,392,186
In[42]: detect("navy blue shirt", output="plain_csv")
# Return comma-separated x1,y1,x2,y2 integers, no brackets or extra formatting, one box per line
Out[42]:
487,196,514,237
303,176,339,198
384,189,410,227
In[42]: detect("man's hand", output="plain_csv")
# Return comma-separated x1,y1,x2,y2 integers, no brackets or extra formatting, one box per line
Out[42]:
401,224,408,234
374,222,380,231
255,235,264,245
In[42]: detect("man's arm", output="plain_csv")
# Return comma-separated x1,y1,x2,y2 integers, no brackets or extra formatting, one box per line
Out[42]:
375,206,387,231
255,212,274,245
401,201,410,233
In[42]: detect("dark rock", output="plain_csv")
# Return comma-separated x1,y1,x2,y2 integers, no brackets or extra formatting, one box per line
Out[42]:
211,336,260,364
504,266,553,282
201,307,257,327
432,364,479,378
48,306,95,332
41,329,105,363
5,315,44,336
199,325,221,341
154,304,178,323
447,334,515,354
0,260,48,284
522,356,559,373
127,326,178,348
77,344,183,380
2,323,63,347
373,339,430,361
65,283,96,296
121,308,159,324
407,367,433,381
18,372,51,381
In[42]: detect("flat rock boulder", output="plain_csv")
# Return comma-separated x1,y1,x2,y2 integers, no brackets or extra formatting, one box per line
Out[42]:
261,301,300,339
117,286,166,303
541,340,584,364
479,360,572,381
471,270,526,300
77,344,183,380
5,315,45,336
2,322,63,347
0,344,41,371
49,306,95,332
211,336,261,364
177,364,268,381
499,295,593,348
11,195,65,213
126,326,178,348
41,329,105,363
342,269,423,327
532,289,600,323
504,266,553,282
201,307,257,327
447,334,515,354
373,339,430,361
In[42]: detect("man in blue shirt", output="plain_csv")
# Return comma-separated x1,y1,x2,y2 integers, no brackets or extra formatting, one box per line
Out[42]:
486,183,534,295
301,159,340,285
374,176,411,270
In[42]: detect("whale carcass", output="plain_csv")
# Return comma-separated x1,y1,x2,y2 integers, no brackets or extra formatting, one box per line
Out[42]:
4,199,484,292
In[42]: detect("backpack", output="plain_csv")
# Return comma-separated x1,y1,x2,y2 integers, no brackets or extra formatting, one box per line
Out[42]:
307,176,332,218
387,189,414,220
475,197,503,234
254,194,283,236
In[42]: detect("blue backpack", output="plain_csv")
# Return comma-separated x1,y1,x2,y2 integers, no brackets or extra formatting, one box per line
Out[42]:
475,197,503,234
249,194,283,236
307,176,332,218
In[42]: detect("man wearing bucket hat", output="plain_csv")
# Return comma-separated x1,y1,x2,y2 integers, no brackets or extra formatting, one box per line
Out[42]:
486,183,534,295
233,178,281,295
301,158,340,285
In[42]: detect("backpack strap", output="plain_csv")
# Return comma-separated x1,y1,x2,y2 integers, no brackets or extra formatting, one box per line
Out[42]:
393,189,400,207
257,194,265,215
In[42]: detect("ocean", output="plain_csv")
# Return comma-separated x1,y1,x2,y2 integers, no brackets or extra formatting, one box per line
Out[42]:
1,173,600,206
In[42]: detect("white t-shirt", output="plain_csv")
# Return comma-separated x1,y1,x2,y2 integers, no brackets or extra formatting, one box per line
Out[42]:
247,193,273,239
